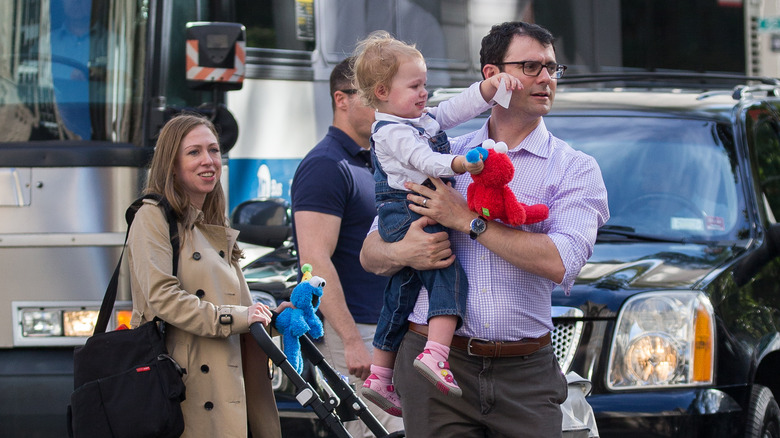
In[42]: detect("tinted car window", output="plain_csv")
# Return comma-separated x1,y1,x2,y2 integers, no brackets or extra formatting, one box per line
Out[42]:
547,116,745,241
446,115,747,242
749,106,780,222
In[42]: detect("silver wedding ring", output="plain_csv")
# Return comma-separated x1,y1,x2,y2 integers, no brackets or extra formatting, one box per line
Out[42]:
423,198,428,207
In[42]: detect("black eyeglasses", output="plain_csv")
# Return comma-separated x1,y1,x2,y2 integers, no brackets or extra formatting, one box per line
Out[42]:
493,61,567,79
338,89,358,95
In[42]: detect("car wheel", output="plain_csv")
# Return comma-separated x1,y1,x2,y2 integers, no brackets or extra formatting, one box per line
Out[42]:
746,384,780,438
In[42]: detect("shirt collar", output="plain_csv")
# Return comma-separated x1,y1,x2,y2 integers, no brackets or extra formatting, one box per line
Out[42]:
468,117,552,159
517,119,552,159
374,110,440,131
374,111,423,125
327,126,369,159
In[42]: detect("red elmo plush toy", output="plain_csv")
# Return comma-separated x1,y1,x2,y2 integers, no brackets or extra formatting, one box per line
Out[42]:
466,140,549,226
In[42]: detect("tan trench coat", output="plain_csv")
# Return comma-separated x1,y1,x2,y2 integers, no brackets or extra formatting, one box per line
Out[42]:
128,199,281,438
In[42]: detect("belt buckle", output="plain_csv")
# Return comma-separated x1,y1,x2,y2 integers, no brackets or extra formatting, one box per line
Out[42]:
466,337,492,356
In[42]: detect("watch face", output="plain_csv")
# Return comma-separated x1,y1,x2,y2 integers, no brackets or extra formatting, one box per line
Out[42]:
470,218,486,238
473,218,486,233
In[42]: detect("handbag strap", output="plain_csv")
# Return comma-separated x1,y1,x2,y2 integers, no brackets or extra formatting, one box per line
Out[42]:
94,194,180,335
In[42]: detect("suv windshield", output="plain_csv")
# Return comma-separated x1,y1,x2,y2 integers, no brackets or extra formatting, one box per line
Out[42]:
550,116,744,242
448,115,747,243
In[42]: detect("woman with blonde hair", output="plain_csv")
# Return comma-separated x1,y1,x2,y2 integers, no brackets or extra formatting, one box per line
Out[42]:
128,113,282,438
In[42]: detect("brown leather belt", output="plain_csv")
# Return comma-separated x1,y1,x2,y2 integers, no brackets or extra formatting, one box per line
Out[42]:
408,322,551,358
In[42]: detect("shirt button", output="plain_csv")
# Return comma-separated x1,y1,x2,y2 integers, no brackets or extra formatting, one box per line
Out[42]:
480,288,487,294
195,289,205,298
219,250,225,258
484,323,490,329
193,252,201,261
204,401,214,410
201,364,209,373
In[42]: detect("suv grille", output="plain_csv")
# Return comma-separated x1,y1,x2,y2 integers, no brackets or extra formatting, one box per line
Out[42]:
552,306,584,372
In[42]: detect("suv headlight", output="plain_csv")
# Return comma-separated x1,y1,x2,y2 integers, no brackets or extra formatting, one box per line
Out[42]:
607,291,714,389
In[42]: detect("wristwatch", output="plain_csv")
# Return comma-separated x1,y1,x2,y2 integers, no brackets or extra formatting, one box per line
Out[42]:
469,217,487,239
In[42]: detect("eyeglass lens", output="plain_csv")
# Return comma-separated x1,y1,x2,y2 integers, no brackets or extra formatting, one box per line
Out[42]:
523,62,565,78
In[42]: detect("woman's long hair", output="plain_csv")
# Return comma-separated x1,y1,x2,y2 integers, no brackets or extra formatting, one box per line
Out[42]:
145,113,242,262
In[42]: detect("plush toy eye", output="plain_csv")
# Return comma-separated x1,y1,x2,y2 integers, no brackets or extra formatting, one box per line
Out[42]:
309,276,326,288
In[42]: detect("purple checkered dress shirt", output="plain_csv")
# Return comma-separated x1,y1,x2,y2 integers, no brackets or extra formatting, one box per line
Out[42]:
373,118,609,341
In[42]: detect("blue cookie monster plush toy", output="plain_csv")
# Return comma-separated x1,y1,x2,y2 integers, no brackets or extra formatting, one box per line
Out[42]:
274,263,325,373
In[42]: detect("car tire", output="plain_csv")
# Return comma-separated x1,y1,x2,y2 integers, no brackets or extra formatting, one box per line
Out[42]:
746,384,780,438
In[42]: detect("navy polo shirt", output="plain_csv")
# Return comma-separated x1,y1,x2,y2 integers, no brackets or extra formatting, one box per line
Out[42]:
291,126,387,324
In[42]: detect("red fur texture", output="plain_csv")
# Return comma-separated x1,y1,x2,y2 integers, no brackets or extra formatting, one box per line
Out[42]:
467,149,549,226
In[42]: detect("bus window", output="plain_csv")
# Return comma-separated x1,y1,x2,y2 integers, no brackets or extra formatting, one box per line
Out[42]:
318,0,465,68
235,0,316,51
163,0,226,110
50,0,94,141
1,0,147,144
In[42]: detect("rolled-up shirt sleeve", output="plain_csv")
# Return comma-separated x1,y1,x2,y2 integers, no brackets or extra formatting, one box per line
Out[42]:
547,153,610,294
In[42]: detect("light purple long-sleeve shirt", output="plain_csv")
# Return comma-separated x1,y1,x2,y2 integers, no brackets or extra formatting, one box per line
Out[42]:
373,117,609,341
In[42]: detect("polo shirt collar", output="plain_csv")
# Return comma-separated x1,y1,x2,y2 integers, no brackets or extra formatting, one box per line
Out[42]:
327,126,368,159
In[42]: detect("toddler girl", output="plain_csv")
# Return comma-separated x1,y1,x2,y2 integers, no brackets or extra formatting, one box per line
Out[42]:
352,30,521,415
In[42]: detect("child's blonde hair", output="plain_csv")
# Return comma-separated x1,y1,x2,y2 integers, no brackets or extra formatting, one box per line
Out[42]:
352,30,424,109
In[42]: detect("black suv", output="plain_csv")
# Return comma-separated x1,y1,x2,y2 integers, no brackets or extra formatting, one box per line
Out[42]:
433,73,780,438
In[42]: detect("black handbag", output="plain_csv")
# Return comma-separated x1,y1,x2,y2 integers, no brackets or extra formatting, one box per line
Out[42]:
67,195,186,438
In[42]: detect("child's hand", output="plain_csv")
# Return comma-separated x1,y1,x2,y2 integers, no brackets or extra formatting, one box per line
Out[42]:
480,72,522,103
464,148,486,174
453,155,482,175
466,147,487,163
464,158,484,175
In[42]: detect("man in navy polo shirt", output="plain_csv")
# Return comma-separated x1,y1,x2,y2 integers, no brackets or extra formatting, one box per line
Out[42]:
290,58,404,436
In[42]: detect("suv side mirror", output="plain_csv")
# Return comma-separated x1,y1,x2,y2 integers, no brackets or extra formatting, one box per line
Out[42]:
733,223,780,286
768,223,780,256
231,198,291,248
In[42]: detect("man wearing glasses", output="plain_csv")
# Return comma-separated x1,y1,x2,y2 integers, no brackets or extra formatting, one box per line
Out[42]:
360,22,608,437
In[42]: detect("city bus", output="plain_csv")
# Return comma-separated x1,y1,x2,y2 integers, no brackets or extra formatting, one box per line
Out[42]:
1,0,246,435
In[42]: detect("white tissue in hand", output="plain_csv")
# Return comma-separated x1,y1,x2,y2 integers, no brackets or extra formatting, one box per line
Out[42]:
494,77,512,109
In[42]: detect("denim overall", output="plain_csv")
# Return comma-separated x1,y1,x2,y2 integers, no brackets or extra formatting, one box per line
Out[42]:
370,120,468,352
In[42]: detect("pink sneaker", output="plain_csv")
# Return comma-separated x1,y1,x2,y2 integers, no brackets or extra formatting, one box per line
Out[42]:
413,349,462,397
360,374,403,417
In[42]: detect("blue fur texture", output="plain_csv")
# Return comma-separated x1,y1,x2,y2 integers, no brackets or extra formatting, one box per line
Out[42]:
274,276,325,373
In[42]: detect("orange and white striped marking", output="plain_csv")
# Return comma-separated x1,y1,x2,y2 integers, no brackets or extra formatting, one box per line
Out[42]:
186,39,245,84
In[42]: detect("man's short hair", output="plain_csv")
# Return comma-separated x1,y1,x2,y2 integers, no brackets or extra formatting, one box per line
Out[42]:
330,57,355,110
480,22,556,70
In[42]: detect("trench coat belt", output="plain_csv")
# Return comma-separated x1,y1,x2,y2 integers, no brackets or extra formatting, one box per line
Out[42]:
408,322,551,358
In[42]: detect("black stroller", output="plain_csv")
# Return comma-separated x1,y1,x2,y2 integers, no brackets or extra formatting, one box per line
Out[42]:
234,198,403,437
250,325,404,438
